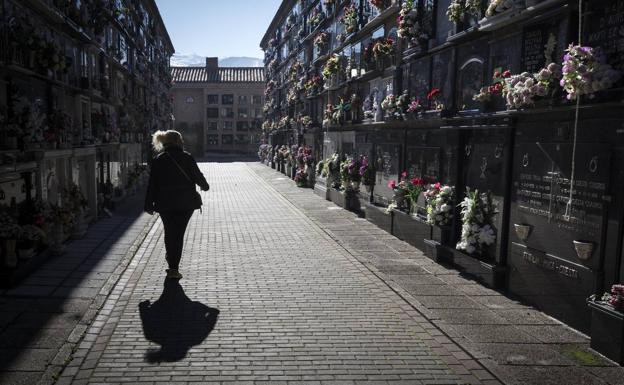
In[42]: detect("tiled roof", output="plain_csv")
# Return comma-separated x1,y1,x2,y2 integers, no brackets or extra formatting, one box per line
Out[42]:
171,67,265,83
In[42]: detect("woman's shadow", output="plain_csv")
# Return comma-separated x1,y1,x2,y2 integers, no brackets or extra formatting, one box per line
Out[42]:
139,280,219,362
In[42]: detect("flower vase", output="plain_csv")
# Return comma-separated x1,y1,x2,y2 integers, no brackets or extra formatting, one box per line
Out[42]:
3,239,17,268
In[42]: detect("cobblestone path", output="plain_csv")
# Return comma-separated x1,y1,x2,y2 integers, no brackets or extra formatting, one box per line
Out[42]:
58,162,497,385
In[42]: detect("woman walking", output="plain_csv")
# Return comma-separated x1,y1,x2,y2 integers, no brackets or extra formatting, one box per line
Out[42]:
144,130,210,279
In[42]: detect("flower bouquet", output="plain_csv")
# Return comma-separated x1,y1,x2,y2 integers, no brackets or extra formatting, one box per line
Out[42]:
600,284,624,312
405,175,426,215
561,44,621,101
485,0,515,18
398,0,430,47
314,32,330,52
322,54,341,81
456,188,498,257
360,156,376,192
295,168,308,187
305,75,323,96
339,157,362,190
372,38,395,67
380,94,398,119
425,183,454,226
341,3,358,34
447,0,482,24
427,88,444,111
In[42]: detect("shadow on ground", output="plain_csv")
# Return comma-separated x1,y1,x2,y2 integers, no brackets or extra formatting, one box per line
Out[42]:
139,280,219,362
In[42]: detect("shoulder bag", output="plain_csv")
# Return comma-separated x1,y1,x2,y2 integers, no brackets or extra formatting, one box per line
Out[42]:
165,152,203,209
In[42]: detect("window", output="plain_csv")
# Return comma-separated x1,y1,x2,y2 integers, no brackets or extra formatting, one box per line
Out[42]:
238,108,248,118
221,108,234,118
206,108,219,118
236,121,249,131
222,135,233,145
223,121,233,130
222,94,234,104
207,94,219,104
207,134,219,145
238,95,249,105
207,121,218,130
252,95,262,105
235,134,250,144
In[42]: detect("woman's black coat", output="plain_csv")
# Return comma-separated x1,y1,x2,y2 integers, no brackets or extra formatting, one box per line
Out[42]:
144,148,210,213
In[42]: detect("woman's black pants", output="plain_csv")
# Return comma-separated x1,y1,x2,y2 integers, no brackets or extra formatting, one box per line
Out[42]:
159,210,194,270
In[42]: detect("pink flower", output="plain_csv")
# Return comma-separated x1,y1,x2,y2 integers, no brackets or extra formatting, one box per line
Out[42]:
411,177,425,186
401,171,408,179
388,180,397,189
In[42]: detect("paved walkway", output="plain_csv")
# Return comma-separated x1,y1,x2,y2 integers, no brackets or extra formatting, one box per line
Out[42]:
0,189,157,385
50,162,624,385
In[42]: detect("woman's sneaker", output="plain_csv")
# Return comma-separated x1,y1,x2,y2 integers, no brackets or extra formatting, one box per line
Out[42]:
166,269,183,279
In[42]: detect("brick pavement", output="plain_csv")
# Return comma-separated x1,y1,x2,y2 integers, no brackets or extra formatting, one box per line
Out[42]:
0,190,157,385
58,162,497,385
249,163,624,385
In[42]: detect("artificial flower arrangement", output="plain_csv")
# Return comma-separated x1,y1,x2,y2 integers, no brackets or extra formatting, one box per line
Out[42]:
456,188,498,256
360,155,376,190
294,168,308,187
473,70,507,103
279,116,293,130
447,0,482,24
341,3,359,34
332,97,351,123
427,88,444,110
296,146,314,167
314,32,330,51
371,0,392,12
561,44,621,101
485,0,515,17
299,115,313,130
340,157,362,189
425,183,454,227
289,61,302,83
372,38,395,61
398,0,430,46
381,94,398,118
304,75,323,96
387,171,425,210
396,90,411,116
287,87,299,106
322,54,341,79
323,153,342,188
258,143,270,161
600,284,624,311
323,103,335,127
309,7,325,31
407,98,424,114
316,159,325,176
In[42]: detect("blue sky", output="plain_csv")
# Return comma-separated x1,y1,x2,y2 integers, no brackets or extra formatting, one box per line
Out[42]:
155,0,281,63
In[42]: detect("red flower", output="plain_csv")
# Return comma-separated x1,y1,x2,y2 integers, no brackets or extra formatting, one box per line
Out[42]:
493,71,501,79
411,177,425,186
427,88,441,100
401,170,408,179
502,70,511,78
492,83,503,93
388,180,397,189
434,182,441,190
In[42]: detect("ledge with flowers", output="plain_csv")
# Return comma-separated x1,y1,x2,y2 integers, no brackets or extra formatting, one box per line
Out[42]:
0,182,91,287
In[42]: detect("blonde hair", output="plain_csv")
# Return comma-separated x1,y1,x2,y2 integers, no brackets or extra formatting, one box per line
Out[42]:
152,130,184,152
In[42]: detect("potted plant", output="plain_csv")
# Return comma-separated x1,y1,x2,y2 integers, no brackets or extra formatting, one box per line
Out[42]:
294,168,308,187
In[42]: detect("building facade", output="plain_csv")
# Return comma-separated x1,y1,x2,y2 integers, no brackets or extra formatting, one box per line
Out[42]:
170,59,265,156
0,0,173,285
261,0,624,363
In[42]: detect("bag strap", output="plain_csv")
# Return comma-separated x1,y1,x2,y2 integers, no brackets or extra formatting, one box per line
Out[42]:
165,152,193,184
